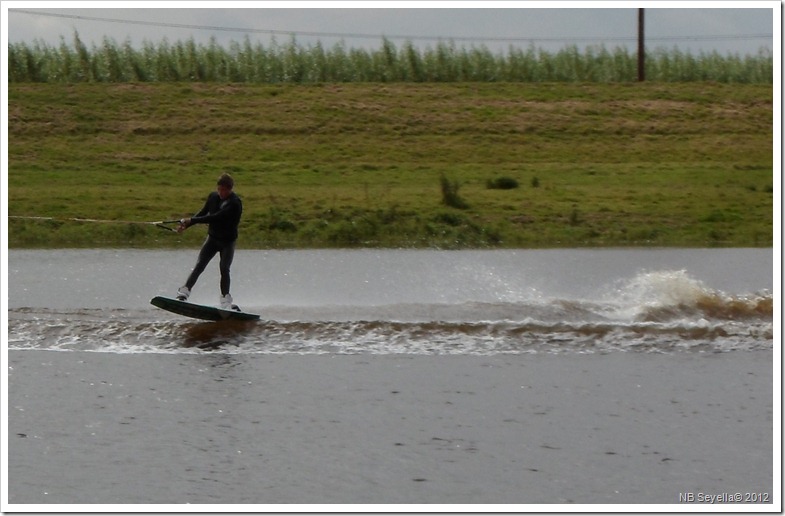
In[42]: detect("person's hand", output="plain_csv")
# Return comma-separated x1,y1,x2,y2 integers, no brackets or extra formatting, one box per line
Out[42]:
177,218,191,233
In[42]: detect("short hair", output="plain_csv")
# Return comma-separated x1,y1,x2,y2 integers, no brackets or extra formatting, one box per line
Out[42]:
217,173,234,189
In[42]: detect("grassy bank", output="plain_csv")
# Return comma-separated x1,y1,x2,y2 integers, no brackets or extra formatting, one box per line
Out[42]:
8,82,773,249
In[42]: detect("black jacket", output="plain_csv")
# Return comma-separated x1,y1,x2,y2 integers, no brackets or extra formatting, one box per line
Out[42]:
190,191,242,242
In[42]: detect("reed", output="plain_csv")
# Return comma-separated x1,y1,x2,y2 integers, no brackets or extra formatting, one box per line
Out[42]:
8,33,774,84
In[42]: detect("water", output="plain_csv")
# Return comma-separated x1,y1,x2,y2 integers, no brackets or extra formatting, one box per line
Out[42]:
7,248,774,355
6,248,775,506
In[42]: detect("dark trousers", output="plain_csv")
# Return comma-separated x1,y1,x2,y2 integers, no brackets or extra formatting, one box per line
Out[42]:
185,236,236,296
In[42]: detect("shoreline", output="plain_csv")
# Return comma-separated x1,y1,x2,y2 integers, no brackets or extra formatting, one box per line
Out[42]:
6,243,777,250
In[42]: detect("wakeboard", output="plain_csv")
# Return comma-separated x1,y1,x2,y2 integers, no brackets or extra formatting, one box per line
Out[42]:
151,296,260,322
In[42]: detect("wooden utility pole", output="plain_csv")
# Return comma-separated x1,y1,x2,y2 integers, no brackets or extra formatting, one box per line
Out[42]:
637,8,645,81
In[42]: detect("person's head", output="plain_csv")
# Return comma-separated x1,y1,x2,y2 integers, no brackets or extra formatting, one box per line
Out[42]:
216,173,234,200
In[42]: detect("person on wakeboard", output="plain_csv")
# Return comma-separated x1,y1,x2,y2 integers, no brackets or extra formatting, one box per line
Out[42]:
175,173,243,311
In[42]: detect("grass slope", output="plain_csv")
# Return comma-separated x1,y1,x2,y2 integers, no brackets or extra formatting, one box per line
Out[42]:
8,82,773,248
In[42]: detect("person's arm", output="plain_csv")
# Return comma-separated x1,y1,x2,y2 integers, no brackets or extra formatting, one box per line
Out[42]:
191,198,240,224
177,195,211,233
189,197,239,225
192,196,211,219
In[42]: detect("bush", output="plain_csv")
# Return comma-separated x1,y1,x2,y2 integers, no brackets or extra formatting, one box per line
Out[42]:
266,208,298,232
486,177,519,190
432,212,466,226
440,174,469,210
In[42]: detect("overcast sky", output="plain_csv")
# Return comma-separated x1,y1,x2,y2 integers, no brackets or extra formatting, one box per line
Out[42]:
3,2,777,56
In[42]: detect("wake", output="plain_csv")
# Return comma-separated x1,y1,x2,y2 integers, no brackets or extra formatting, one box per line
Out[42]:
8,270,773,355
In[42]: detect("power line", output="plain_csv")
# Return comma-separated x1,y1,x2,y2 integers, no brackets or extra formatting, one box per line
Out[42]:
10,9,773,44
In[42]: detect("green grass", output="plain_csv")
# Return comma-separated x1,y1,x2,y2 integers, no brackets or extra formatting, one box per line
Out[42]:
8,82,774,248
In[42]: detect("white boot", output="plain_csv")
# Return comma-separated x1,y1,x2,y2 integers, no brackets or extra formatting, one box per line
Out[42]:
176,286,190,301
220,294,240,311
